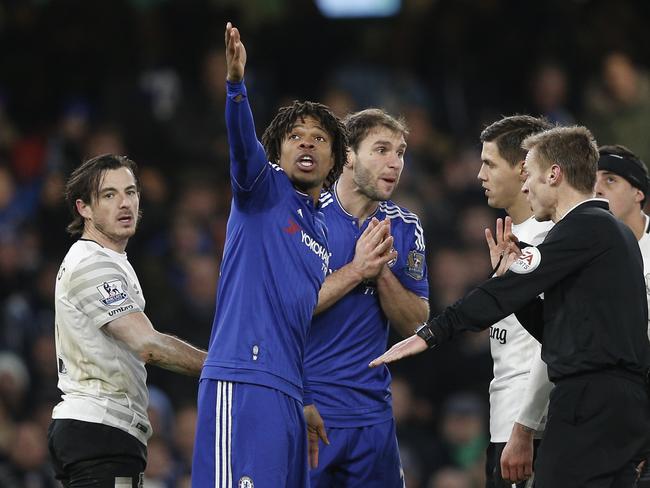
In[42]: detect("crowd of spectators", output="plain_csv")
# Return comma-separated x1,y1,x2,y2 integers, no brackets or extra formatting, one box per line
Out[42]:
1,0,649,486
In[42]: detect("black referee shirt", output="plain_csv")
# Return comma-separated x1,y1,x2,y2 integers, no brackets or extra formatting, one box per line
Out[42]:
430,199,650,381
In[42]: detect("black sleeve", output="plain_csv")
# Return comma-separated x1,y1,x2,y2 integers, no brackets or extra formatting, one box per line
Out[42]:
514,298,544,342
428,217,599,343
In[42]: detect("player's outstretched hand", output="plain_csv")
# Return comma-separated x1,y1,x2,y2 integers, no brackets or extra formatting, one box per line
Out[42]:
369,334,428,368
304,404,329,469
225,21,247,83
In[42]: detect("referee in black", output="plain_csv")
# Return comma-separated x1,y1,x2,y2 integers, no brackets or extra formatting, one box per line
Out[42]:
371,125,650,488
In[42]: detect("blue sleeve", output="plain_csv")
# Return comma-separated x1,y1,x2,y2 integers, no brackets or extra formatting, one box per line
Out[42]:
225,80,270,192
393,221,429,299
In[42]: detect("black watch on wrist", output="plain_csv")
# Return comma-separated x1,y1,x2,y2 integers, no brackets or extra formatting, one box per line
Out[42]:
415,322,437,349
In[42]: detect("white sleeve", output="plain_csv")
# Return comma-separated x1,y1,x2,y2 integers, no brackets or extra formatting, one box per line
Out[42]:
67,255,143,328
516,343,553,430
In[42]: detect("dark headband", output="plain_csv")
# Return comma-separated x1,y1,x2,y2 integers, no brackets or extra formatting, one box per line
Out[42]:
598,153,649,196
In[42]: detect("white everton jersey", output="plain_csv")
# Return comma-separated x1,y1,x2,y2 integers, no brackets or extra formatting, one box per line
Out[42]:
638,214,650,340
488,217,554,442
52,239,151,445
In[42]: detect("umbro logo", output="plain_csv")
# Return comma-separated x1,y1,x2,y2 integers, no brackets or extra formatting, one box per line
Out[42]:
284,218,301,234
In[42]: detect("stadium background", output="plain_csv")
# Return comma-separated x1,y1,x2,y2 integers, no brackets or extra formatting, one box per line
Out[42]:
1,0,649,486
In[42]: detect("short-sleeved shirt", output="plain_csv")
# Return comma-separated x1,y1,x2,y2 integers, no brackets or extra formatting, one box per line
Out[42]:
52,239,151,445
201,80,330,402
303,186,429,427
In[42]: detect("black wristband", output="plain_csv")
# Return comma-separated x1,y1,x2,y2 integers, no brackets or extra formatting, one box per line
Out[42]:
415,322,437,349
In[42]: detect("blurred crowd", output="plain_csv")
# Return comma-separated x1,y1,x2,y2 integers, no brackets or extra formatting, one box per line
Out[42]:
1,0,649,486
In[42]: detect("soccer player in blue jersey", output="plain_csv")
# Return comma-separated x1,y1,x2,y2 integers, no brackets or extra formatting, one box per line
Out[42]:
190,23,348,488
303,108,430,487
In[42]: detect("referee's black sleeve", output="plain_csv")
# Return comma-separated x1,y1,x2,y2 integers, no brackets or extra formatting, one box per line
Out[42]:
428,210,598,340
428,201,650,381
514,297,544,342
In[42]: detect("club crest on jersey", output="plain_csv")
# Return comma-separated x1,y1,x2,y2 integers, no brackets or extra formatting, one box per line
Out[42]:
284,217,301,235
509,246,541,274
97,279,129,306
406,250,425,280
238,476,254,488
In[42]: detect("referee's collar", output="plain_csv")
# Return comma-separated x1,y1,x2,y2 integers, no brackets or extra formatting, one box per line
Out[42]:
558,198,608,221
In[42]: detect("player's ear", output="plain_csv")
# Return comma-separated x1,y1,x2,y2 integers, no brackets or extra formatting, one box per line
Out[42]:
516,160,526,182
548,164,562,185
634,188,644,205
76,199,92,219
345,148,354,168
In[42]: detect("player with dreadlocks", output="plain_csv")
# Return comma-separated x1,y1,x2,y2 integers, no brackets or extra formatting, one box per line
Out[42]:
191,22,348,488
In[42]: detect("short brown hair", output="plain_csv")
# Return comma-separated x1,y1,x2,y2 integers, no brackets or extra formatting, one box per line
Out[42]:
480,115,553,167
344,108,409,153
522,126,598,193
261,100,348,190
64,154,140,236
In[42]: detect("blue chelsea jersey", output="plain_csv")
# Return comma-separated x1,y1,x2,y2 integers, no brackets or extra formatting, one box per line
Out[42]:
202,80,330,402
304,187,429,427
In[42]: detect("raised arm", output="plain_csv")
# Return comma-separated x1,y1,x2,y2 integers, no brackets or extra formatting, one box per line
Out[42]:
105,312,206,376
225,21,246,84
224,22,268,190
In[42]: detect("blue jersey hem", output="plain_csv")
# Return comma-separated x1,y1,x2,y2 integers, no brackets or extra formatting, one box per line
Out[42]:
318,405,394,428
201,365,303,403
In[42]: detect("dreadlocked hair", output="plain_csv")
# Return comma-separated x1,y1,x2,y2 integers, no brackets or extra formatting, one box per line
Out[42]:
261,100,348,190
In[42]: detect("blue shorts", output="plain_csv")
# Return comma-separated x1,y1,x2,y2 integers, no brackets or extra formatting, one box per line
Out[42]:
310,418,404,488
192,379,308,488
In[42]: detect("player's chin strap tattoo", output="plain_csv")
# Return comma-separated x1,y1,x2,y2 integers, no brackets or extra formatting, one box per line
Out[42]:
415,322,437,349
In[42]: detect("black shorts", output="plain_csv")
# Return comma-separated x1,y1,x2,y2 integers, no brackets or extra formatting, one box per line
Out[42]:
48,419,147,488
